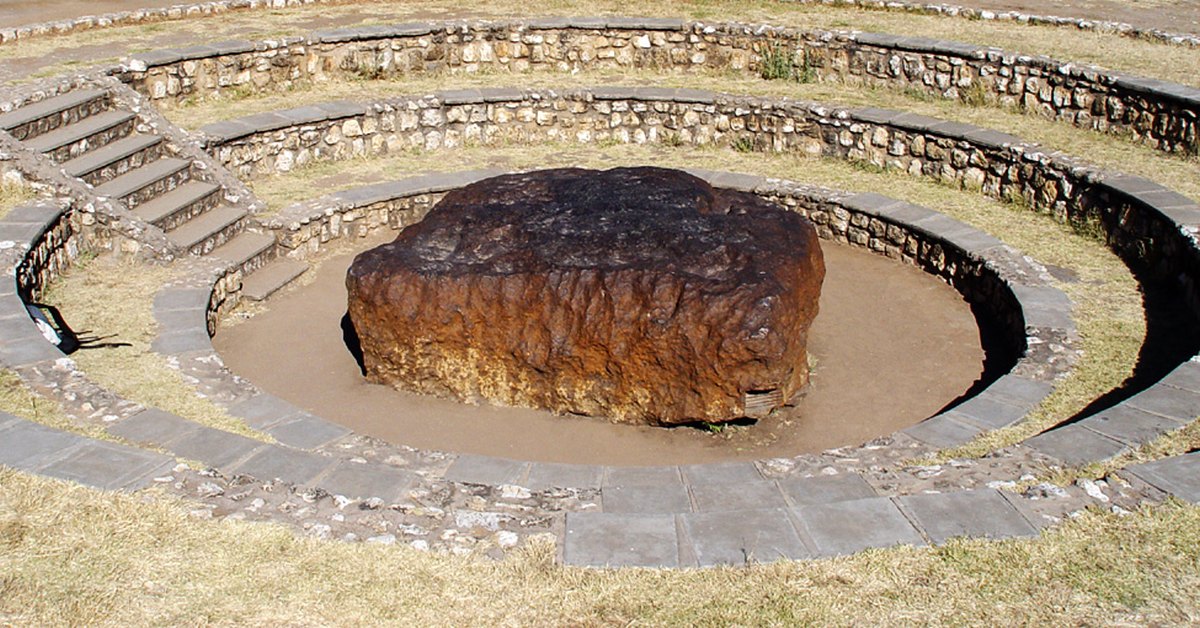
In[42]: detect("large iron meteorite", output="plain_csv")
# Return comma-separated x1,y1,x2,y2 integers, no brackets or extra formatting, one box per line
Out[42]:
345,167,824,425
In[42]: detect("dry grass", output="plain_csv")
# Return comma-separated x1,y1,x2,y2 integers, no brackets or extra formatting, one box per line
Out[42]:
0,179,34,220
39,254,270,442
0,370,119,443
1,467,1199,625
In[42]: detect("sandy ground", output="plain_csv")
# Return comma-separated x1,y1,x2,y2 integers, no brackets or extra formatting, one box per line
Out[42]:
214,234,984,465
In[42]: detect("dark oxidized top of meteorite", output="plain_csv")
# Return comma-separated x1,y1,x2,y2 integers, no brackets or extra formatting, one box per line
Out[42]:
346,166,825,425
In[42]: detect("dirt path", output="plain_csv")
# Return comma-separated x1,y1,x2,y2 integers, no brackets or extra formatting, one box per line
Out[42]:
214,235,985,465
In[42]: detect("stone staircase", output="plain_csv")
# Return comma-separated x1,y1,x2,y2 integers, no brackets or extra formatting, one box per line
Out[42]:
0,86,305,301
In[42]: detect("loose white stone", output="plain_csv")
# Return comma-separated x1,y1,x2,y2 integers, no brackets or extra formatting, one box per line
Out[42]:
368,534,397,545
455,511,508,531
410,540,430,551
495,531,519,548
197,482,224,498
499,484,531,499
1077,478,1110,503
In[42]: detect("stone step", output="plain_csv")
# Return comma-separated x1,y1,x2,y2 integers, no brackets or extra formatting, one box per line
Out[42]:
130,180,220,230
242,260,309,301
24,109,136,161
61,133,164,185
93,157,191,207
0,88,108,140
166,205,246,253
210,231,276,273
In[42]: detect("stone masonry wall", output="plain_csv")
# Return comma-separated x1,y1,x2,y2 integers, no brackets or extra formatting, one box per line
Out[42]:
197,87,1200,317
118,19,1200,155
13,202,83,301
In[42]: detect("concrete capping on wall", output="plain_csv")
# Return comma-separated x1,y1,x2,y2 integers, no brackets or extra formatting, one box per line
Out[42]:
196,87,1200,318
117,18,1200,155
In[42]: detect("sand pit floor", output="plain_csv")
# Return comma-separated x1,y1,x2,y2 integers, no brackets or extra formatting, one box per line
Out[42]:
214,234,985,465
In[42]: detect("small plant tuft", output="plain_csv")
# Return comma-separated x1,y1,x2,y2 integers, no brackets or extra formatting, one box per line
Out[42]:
731,136,756,153
959,79,991,107
758,43,815,83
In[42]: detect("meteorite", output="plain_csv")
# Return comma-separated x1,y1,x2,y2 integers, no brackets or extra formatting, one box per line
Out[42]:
345,167,824,425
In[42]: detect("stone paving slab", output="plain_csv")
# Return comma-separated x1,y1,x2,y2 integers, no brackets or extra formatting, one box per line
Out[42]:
603,465,682,487
232,445,335,485
1008,284,1076,330
898,488,1038,544
154,305,208,332
777,473,878,506
108,407,201,447
1080,404,1188,446
442,454,529,486
265,413,351,450
317,460,415,502
1125,452,1200,503
689,479,788,512
601,484,693,514
947,393,1030,430
153,287,211,313
1125,384,1200,423
680,461,763,486
681,508,811,566
37,440,174,491
226,392,297,430
0,326,63,366
168,425,265,469
0,418,85,468
151,327,213,355
1024,424,1127,465
1161,360,1200,393
984,374,1055,407
793,497,926,557
902,413,984,448
525,462,603,491
563,512,679,567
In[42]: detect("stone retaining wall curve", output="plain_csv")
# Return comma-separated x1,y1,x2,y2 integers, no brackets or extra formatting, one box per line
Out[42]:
116,18,1200,155
197,87,1200,317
